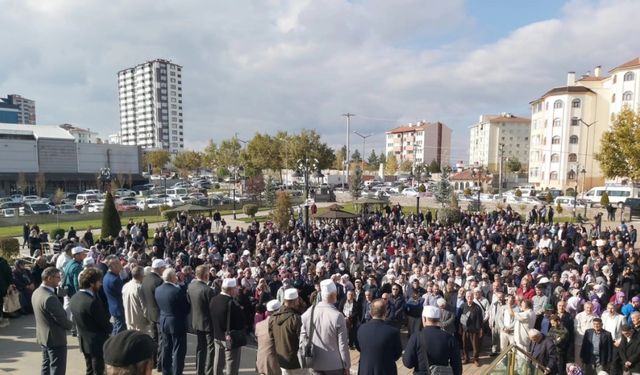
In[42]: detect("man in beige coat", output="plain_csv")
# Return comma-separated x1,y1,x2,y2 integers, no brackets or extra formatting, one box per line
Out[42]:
256,300,282,375
122,266,149,333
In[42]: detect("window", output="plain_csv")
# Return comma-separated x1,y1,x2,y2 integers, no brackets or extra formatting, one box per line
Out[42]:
553,118,561,127
612,93,616,103
623,91,633,101
553,100,563,109
550,171,558,180
624,72,635,81
571,117,579,126
572,99,581,108
568,153,577,162
569,135,579,144
552,136,561,144
550,153,560,162
567,170,576,180
613,75,617,84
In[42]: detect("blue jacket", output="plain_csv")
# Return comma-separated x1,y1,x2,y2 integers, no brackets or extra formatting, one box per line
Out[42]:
155,282,190,334
357,319,402,375
102,271,125,317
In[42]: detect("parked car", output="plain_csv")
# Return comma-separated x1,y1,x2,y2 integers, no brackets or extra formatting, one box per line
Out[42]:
86,202,105,213
187,192,206,200
26,203,52,215
10,194,24,202
23,195,41,203
76,193,100,207
137,198,165,209
1,208,16,217
171,182,191,189
114,189,137,197
116,201,139,212
402,188,419,197
53,204,81,215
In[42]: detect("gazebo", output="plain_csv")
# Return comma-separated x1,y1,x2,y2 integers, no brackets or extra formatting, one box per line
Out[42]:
162,203,214,216
351,197,388,214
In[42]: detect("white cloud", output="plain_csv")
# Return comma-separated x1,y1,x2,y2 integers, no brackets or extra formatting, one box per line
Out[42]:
1,0,640,163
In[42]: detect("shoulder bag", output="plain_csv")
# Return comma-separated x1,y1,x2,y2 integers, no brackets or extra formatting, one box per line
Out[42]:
224,299,247,350
3,286,21,314
297,303,316,368
418,331,454,375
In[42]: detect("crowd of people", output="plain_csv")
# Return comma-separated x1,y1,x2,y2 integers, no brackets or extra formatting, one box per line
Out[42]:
1,201,640,375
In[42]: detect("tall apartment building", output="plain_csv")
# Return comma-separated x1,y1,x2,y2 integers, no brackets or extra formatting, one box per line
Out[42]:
0,94,36,124
528,57,640,191
468,113,530,173
118,59,184,153
385,121,452,168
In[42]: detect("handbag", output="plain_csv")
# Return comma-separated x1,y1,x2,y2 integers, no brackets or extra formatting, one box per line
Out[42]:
224,299,247,350
418,330,454,375
297,303,316,368
3,286,21,314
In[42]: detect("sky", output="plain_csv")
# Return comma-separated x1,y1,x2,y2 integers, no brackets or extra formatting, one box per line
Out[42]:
2,0,640,163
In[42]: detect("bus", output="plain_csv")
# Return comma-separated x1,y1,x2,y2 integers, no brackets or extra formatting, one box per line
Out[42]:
583,185,639,206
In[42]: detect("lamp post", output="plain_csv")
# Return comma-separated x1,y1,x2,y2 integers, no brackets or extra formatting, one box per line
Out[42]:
99,167,112,193
581,168,587,217
293,157,321,242
471,166,484,212
230,165,244,219
578,119,596,193
353,131,372,170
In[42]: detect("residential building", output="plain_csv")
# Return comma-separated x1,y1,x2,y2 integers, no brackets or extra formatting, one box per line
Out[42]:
528,57,640,192
118,59,184,153
0,95,36,124
58,124,99,144
385,121,451,168
468,113,530,173
108,132,121,144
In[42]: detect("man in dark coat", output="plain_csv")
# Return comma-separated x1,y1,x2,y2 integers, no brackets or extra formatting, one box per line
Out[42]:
459,291,484,366
528,329,559,375
140,259,166,371
403,305,462,375
619,324,640,374
155,268,190,375
69,268,112,375
187,265,215,375
580,318,614,374
357,298,402,375
209,278,246,375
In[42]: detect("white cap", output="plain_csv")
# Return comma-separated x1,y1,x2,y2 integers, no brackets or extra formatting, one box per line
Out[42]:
222,278,237,288
152,259,167,269
284,288,298,300
71,246,89,255
83,257,95,267
266,300,281,312
436,298,447,307
422,305,441,320
242,250,250,257
320,279,337,296
538,277,550,285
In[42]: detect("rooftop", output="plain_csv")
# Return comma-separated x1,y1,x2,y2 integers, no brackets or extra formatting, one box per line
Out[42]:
531,85,595,103
386,121,446,134
0,123,75,140
609,57,640,72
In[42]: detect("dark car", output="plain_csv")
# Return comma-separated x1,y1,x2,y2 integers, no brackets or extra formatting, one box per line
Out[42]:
624,198,640,220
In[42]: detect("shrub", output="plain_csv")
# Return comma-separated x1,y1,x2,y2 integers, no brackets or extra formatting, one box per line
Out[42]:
545,192,553,204
556,201,563,214
467,201,484,213
463,188,472,197
496,202,505,210
51,228,65,240
439,208,462,224
162,209,179,221
243,204,259,217
101,192,122,239
450,194,459,209
565,188,576,197
515,189,522,198
0,238,20,260
418,184,426,193
600,191,609,206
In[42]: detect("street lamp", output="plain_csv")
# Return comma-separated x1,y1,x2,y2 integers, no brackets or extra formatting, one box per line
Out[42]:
353,131,372,170
471,166,484,212
230,165,244,219
581,168,587,217
98,167,112,192
578,119,596,190
292,157,321,242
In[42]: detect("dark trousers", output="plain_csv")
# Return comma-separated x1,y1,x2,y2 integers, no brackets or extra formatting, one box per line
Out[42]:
82,352,105,375
112,315,126,335
150,321,162,371
41,345,67,375
462,331,480,361
195,330,215,375
161,331,187,375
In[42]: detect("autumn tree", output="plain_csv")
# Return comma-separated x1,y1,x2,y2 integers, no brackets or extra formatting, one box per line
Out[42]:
202,140,219,170
385,154,398,176
217,137,243,171
333,146,347,170
53,188,65,205
242,133,283,177
35,172,46,196
400,160,413,173
281,130,335,172
270,191,292,231
595,107,640,181
246,172,266,200
144,150,171,174
173,150,203,177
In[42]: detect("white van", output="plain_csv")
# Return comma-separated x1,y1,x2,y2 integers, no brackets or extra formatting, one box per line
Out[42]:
584,186,638,206
554,196,585,208
75,193,99,206
166,188,188,199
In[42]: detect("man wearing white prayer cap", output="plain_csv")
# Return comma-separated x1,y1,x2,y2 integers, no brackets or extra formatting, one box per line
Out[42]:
256,299,281,375
299,279,351,374
209,277,245,375
270,288,305,374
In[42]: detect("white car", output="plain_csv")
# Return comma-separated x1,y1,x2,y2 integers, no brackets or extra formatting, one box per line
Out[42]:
137,198,165,209
187,192,206,200
402,188,419,197
87,202,105,212
23,195,41,203
114,189,136,197
54,204,81,215
10,194,24,202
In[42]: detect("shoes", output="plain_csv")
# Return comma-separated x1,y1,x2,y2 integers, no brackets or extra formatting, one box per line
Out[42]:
0,319,9,328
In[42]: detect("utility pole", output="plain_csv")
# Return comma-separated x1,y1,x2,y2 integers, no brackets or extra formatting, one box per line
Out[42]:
342,113,355,189
498,143,505,198
353,131,372,171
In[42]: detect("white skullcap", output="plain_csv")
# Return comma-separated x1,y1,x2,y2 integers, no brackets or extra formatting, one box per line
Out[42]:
284,288,299,301
242,250,250,256
528,328,542,337
266,300,281,312
83,257,95,267
152,259,167,269
436,298,447,307
320,279,337,296
71,246,89,255
222,278,237,288
422,305,441,320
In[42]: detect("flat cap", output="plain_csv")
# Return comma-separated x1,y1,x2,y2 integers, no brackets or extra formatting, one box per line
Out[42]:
103,330,156,367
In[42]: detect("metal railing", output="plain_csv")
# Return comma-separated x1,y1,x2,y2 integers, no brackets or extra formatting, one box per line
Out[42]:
482,345,548,375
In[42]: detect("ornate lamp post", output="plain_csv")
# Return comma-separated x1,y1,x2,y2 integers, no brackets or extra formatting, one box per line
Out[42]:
471,165,485,212
293,157,322,242
230,165,244,219
99,167,112,192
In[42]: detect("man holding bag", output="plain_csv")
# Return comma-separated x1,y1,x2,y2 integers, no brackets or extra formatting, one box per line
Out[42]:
210,278,246,375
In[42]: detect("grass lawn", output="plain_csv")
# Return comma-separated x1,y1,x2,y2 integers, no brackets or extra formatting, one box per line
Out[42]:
0,214,167,238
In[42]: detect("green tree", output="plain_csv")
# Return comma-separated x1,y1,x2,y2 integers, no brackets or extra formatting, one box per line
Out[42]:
101,192,121,239
515,189,522,197
367,150,378,170
385,153,398,175
281,130,335,171
144,150,171,174
270,191,292,231
173,151,203,177
595,108,640,181
400,160,413,173
217,138,243,171
428,159,440,173
264,176,277,207
545,191,553,204
351,149,362,163
506,157,522,173
349,167,363,200
434,168,453,207
378,153,386,167
202,140,219,171
600,191,610,206
242,133,283,177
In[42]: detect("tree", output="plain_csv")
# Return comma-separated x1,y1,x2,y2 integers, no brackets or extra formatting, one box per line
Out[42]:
35,172,46,196
264,176,277,207
378,153,386,167
202,140,219,171
463,187,472,197
428,160,441,174
16,172,27,193
385,154,398,175
281,130,335,171
349,167,363,200
545,191,553,204
333,146,345,170
367,150,378,170
53,188,65,205
600,191,609,206
270,191,292,231
450,193,459,209
351,149,362,163
595,107,640,181
173,150,203,177
246,172,266,199
506,157,522,173
217,138,243,171
101,192,121,239
434,168,453,207
242,133,283,177
400,160,413,173
144,150,171,174
515,189,522,198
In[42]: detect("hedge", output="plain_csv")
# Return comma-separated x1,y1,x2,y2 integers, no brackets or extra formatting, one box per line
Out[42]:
51,228,65,240
0,238,20,260
243,204,259,218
